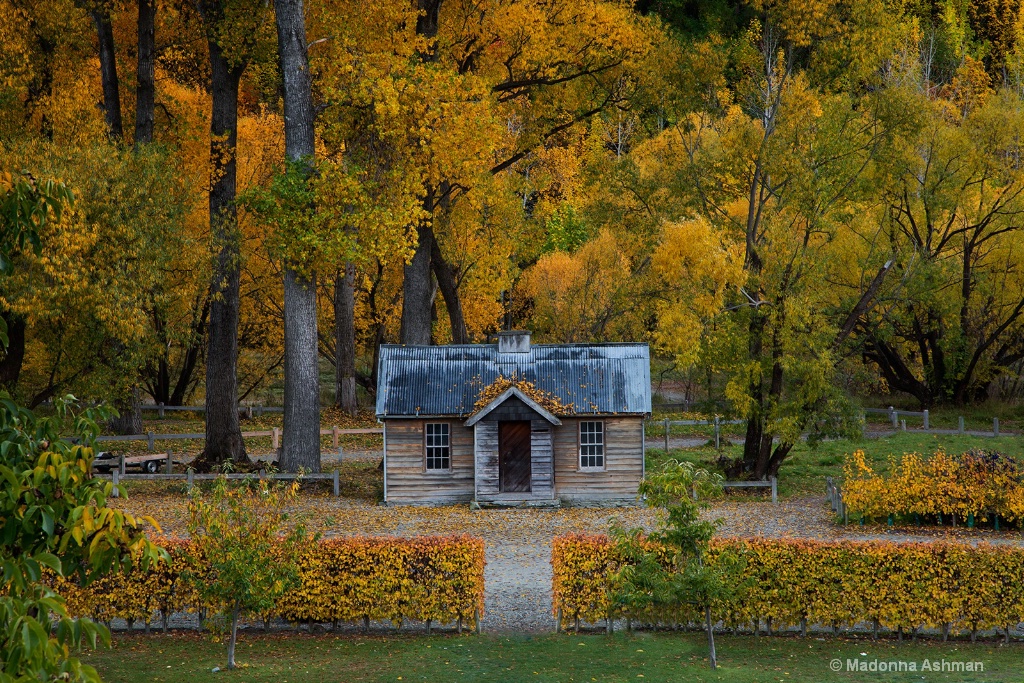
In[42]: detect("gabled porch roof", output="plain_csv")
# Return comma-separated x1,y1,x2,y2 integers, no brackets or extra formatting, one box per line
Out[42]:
464,386,562,427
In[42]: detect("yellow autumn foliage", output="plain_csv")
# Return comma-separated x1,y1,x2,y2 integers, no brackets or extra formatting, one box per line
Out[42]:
842,449,1023,522
473,375,574,416
57,536,485,629
552,534,1024,634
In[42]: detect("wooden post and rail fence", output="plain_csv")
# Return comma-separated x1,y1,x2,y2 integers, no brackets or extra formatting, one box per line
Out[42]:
658,408,1007,450
96,426,382,452
96,425,382,498
106,469,343,497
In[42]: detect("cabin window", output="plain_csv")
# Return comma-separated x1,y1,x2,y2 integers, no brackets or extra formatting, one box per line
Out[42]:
579,421,605,470
424,423,451,471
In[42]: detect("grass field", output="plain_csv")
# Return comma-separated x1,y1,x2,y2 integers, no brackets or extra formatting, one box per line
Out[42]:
647,432,1024,498
85,632,1024,683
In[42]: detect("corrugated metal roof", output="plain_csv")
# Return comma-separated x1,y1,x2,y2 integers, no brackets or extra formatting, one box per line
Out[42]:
375,343,651,417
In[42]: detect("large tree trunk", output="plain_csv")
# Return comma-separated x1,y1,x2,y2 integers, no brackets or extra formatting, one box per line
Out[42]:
134,0,155,145
335,265,357,415
275,0,321,473
196,38,249,470
281,270,321,472
399,1,444,346
431,229,469,344
92,5,123,139
401,210,436,345
108,385,144,435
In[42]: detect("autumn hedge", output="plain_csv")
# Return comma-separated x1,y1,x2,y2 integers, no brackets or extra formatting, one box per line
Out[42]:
58,535,485,629
552,534,1024,635
843,449,1024,523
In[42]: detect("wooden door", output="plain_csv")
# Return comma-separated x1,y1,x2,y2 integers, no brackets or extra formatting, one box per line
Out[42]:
499,421,532,492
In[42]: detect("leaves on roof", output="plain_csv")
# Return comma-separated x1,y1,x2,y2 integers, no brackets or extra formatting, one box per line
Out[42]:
472,374,576,416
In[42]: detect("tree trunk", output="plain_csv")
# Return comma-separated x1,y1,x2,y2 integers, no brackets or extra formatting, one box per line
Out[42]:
742,309,767,473
227,604,240,669
0,311,26,389
401,214,435,345
197,37,248,470
108,385,143,435
335,265,357,415
169,297,209,405
431,236,469,344
134,0,155,145
275,0,320,473
92,5,123,139
399,3,443,346
281,270,321,472
704,606,717,670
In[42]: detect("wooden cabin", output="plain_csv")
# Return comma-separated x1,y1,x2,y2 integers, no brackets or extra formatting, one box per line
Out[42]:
375,332,651,506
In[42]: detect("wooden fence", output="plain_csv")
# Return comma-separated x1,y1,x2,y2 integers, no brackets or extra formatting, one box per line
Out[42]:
96,426,382,452
659,417,745,450
658,410,1007,452
140,403,283,417
100,470,342,498
825,476,848,523
863,406,1002,436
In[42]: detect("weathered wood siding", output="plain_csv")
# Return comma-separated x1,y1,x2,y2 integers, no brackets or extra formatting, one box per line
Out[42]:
530,419,554,497
384,415,645,505
553,416,644,502
474,421,499,496
384,419,474,504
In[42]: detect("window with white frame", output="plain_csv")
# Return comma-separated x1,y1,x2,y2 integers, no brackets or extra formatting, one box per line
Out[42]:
579,421,605,469
425,423,451,471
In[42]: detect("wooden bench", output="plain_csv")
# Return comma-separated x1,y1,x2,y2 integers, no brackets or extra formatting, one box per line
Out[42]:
692,476,777,503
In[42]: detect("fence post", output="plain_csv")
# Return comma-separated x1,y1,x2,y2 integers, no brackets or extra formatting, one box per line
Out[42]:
256,404,264,418
771,476,777,504
923,409,929,431
119,454,125,476
165,451,172,474
333,469,340,497
890,407,897,430
994,417,1000,437
958,416,965,435
664,418,669,451
714,416,721,450
272,427,280,450
147,432,155,452
901,419,906,432
332,425,340,449
186,469,194,492
158,402,165,419
112,470,119,498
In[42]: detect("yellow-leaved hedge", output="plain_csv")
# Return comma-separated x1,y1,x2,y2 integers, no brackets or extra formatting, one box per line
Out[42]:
552,534,1024,634
843,449,1024,522
58,536,485,628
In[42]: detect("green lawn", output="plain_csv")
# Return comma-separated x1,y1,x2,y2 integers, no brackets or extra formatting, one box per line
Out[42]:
648,432,1024,498
85,632,1024,683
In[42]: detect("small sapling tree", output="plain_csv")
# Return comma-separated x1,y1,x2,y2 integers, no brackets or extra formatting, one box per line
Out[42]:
611,460,743,670
184,476,310,669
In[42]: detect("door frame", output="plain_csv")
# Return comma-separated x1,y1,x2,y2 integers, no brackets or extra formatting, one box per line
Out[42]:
498,420,532,493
